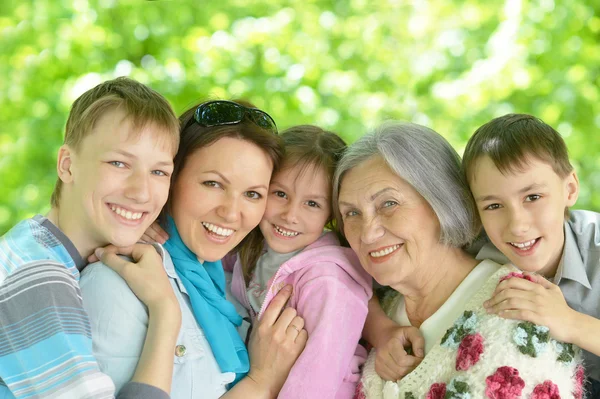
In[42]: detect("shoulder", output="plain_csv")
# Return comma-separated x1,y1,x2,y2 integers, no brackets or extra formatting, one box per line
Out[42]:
568,209,600,249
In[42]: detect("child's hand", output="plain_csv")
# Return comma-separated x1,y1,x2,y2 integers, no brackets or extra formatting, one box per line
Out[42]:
484,272,576,343
375,325,424,381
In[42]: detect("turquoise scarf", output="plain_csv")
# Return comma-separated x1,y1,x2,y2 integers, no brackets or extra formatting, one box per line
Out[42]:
164,217,249,383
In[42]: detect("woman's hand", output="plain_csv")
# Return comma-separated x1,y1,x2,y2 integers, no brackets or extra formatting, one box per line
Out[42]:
374,325,424,381
245,285,308,397
140,221,170,244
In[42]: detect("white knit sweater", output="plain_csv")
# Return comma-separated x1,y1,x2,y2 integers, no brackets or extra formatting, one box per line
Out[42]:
358,265,584,399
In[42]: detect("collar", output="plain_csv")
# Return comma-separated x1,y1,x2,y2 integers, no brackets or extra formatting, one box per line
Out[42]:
554,221,592,289
34,214,86,272
159,243,190,295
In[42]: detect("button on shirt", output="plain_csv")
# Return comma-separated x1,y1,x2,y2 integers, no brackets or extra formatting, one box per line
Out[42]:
475,209,600,381
81,244,237,398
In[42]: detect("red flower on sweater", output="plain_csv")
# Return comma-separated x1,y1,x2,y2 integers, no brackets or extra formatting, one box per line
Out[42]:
573,365,585,399
531,380,560,399
500,272,535,283
353,381,366,399
485,366,525,399
426,383,447,399
456,333,484,371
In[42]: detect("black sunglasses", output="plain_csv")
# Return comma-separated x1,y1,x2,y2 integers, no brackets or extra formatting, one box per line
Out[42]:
193,100,278,134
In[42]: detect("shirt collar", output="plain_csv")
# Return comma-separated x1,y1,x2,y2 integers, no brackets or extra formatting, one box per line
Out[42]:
554,221,592,289
35,214,86,272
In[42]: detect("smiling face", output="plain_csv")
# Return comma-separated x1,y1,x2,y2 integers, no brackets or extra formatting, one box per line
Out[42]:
58,107,176,256
469,155,579,277
338,156,442,287
170,136,273,262
259,162,331,254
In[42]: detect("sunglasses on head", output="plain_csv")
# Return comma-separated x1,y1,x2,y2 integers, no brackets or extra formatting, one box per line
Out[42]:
193,100,278,134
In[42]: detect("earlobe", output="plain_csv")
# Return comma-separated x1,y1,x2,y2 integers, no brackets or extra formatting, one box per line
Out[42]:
57,145,74,184
565,171,579,207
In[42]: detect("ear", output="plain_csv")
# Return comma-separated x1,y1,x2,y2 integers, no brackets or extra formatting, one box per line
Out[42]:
564,170,579,207
56,145,74,184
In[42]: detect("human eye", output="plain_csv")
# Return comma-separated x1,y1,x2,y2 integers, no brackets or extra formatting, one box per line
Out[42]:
344,209,360,218
306,200,321,208
203,181,222,188
151,170,169,177
109,161,126,168
381,200,398,209
483,203,501,211
273,190,287,199
245,191,263,200
525,194,541,202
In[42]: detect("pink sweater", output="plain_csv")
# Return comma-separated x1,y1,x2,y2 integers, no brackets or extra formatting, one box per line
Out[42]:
225,232,373,399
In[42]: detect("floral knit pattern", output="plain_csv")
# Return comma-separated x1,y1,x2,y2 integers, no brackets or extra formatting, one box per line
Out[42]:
531,380,561,399
358,264,583,399
485,366,525,399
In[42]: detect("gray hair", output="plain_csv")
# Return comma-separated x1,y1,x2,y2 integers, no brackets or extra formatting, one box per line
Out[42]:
333,121,480,248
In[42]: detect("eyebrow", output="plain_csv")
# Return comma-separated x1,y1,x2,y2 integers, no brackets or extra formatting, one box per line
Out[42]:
270,180,329,200
205,170,268,191
112,149,173,167
475,183,548,202
338,187,396,208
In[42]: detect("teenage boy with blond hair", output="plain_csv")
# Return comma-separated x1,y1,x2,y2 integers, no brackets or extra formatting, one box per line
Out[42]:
463,113,600,396
0,77,182,398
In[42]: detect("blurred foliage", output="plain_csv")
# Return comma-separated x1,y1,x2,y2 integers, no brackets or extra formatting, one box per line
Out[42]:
1,0,599,234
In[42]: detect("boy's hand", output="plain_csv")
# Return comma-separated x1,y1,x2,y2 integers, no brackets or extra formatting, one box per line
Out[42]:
484,273,576,343
375,325,424,381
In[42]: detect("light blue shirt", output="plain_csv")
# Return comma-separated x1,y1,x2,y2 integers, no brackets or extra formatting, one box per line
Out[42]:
80,244,246,398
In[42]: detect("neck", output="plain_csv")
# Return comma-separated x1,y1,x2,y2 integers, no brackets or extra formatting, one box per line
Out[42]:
540,229,566,279
46,207,93,260
393,247,478,328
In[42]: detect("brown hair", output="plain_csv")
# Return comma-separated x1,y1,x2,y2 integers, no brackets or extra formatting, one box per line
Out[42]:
51,77,179,207
462,113,573,183
238,125,347,282
160,99,284,233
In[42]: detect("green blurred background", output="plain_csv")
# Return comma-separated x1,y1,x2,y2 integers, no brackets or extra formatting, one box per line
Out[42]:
1,0,599,235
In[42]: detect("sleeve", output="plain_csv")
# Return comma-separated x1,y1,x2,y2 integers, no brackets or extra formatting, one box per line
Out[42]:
0,261,119,398
277,274,369,399
79,262,171,399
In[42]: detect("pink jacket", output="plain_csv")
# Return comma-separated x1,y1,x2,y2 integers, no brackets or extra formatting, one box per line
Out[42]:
225,232,373,399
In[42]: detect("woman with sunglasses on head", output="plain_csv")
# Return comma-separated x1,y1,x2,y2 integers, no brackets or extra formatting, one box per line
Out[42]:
79,100,308,399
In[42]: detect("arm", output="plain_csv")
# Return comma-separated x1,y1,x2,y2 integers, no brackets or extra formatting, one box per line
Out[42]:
485,273,600,356
0,261,118,398
223,285,308,399
363,295,424,381
276,276,368,398
93,245,181,397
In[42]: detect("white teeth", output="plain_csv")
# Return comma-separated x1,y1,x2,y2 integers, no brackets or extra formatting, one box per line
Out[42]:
274,225,299,237
110,205,143,220
509,239,537,250
370,245,400,258
202,222,234,237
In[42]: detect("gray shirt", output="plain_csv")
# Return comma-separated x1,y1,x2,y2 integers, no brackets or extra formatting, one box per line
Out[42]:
475,209,600,380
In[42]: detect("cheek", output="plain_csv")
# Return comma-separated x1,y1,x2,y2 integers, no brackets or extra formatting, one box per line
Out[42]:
246,202,268,228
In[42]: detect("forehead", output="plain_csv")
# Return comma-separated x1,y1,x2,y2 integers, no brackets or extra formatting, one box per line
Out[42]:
81,108,176,155
470,155,560,192
182,136,273,180
273,162,330,193
339,157,412,201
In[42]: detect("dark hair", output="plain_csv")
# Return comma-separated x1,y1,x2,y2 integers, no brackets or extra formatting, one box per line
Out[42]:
238,125,347,282
462,113,573,183
160,99,283,233
52,77,179,207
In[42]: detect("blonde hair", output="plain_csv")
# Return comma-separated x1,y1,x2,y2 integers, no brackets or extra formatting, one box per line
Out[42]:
51,77,179,207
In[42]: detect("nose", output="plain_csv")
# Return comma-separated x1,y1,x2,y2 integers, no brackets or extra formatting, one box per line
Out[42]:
217,194,240,223
124,170,150,203
281,202,299,224
360,215,384,245
508,206,530,236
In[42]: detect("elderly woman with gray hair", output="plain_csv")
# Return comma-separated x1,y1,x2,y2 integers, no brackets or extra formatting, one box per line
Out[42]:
334,122,583,399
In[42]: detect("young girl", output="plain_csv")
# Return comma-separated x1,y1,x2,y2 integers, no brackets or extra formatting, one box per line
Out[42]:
224,125,373,398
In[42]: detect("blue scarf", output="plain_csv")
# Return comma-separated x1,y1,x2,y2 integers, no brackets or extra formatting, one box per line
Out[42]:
164,217,249,383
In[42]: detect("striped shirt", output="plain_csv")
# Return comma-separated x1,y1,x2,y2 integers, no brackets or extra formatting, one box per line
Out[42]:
0,215,169,399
